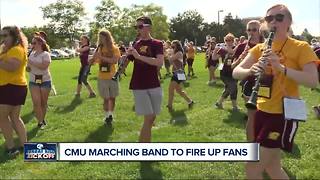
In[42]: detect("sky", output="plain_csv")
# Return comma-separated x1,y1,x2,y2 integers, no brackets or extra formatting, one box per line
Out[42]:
1,0,319,36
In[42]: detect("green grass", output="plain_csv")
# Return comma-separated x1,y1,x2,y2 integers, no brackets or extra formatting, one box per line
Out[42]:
0,53,320,179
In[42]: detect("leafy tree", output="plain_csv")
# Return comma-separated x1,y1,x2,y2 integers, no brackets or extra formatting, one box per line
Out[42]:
170,10,204,45
222,13,246,39
91,2,169,45
41,0,86,44
301,28,314,43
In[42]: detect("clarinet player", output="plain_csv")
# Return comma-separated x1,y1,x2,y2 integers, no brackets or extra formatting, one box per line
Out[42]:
233,4,319,179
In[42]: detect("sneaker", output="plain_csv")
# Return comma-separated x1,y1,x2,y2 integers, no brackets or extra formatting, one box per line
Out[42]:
89,93,96,98
38,121,46,130
188,101,195,109
215,102,223,109
104,115,113,126
6,148,19,157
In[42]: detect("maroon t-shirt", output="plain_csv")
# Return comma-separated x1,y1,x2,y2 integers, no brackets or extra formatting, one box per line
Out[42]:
217,47,234,77
79,45,90,66
234,42,257,81
129,39,164,90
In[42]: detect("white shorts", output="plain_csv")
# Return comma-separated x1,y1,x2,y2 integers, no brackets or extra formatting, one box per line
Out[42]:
132,87,162,115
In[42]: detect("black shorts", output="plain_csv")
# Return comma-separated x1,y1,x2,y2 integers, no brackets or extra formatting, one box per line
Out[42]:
0,84,27,106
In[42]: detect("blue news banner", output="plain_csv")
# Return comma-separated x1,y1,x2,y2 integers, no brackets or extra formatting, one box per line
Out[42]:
24,143,259,162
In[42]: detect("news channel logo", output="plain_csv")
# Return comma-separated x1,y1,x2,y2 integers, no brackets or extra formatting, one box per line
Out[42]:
24,143,57,162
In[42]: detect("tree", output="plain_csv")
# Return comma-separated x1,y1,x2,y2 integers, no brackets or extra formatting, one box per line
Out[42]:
301,28,314,43
170,10,204,45
91,2,169,44
222,13,246,39
21,26,68,48
41,0,86,44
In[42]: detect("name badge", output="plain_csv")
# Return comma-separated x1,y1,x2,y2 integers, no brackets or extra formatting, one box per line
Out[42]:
35,75,43,84
101,67,108,72
283,97,307,122
218,63,224,70
177,72,186,81
258,74,273,99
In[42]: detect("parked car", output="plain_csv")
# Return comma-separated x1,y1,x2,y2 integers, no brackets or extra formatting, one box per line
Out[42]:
62,48,78,58
51,49,70,59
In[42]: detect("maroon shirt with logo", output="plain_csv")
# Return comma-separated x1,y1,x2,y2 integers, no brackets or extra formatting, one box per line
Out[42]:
129,39,163,90
217,47,234,77
234,42,257,81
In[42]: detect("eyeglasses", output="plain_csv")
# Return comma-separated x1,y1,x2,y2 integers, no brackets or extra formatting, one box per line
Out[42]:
247,28,258,32
134,24,150,29
264,14,285,23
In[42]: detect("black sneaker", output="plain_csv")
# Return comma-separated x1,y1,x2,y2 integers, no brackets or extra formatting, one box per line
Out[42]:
38,121,46,130
188,101,195,109
6,148,19,157
104,115,113,126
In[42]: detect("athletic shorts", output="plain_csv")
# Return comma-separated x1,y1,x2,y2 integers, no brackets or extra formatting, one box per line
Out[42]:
0,84,27,106
132,87,162,115
98,79,119,99
254,110,299,152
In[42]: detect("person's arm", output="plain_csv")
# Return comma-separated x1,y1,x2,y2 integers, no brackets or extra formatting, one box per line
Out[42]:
29,53,50,70
98,55,118,64
0,58,21,72
265,49,319,88
232,53,257,80
127,47,164,67
76,46,90,53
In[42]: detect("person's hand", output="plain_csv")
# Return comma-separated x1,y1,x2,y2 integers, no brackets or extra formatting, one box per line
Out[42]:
249,57,268,76
263,49,282,71
127,47,140,59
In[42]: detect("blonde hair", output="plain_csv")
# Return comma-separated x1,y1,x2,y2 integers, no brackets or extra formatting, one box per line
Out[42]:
1,26,28,54
266,4,292,25
224,33,235,41
247,20,261,28
97,29,116,53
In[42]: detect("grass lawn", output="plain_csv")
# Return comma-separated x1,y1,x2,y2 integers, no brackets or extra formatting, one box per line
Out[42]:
0,53,320,179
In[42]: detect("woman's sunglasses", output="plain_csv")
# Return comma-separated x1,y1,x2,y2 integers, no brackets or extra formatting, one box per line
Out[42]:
264,14,285,23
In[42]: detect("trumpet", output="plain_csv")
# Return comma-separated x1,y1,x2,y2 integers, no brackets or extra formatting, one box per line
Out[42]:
245,28,276,109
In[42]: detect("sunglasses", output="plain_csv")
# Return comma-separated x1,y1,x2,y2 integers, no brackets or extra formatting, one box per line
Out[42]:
247,28,258,32
171,46,176,48
264,14,285,23
134,24,150,29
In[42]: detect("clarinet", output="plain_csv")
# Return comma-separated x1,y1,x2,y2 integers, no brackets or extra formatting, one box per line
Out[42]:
245,28,276,109
112,41,133,81
112,55,127,81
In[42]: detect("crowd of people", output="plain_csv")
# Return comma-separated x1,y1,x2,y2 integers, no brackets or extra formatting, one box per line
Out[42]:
0,4,319,179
